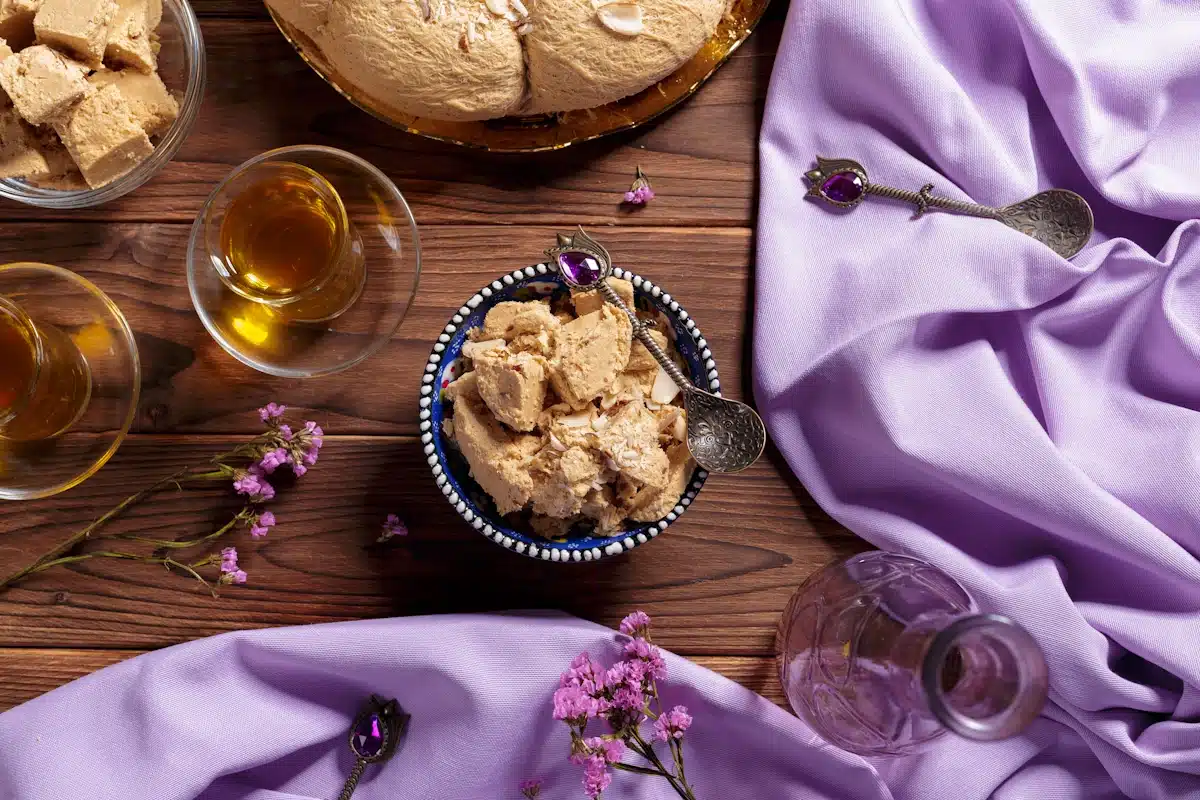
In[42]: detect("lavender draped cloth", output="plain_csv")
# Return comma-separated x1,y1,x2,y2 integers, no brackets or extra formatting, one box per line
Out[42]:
756,0,1200,797
0,613,895,800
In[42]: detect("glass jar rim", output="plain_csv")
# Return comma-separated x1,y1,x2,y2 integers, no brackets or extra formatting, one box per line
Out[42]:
921,613,1048,741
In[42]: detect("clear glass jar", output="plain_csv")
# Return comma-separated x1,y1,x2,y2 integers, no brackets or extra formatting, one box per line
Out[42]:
776,551,1048,757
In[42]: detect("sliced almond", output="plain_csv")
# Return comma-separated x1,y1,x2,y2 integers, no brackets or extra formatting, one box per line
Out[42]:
485,0,511,15
461,338,506,358
517,21,533,33
549,433,568,452
673,415,686,441
559,411,593,428
596,1,643,35
591,414,610,431
650,366,680,404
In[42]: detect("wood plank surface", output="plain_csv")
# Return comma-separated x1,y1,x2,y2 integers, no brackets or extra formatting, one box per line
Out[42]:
0,12,779,225
0,0,862,717
0,224,757,435
0,649,787,711
0,435,862,653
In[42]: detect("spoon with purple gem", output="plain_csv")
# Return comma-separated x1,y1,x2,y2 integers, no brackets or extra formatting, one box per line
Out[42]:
338,695,409,800
546,227,767,474
806,156,1094,259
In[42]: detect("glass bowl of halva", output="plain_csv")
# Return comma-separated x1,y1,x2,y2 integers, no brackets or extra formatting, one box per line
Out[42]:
0,0,204,208
423,261,720,562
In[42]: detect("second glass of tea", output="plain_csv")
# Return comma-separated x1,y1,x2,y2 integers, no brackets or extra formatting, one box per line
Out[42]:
204,161,366,323
0,294,92,442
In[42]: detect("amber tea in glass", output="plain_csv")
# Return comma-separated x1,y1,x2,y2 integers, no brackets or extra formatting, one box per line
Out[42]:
207,161,365,323
0,295,92,442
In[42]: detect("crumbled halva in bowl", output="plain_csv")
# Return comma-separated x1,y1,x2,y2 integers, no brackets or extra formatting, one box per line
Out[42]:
428,270,716,557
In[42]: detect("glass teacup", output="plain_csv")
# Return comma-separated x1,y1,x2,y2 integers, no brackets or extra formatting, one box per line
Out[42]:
203,161,365,323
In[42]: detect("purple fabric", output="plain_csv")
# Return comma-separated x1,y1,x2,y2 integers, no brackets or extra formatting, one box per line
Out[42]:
756,1,1200,798
0,613,890,800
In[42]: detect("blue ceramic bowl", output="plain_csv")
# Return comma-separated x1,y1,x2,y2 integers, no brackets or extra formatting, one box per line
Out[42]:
420,261,720,562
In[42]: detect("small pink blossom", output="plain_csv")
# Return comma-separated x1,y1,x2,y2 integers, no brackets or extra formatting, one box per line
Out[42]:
653,705,692,742
553,685,598,722
249,510,276,539
582,755,611,799
258,403,287,423
233,470,275,502
561,652,606,696
618,610,651,638
583,737,625,764
624,639,667,681
622,166,655,207
278,424,293,441
610,685,644,713
379,514,408,543
519,779,542,799
257,448,290,475
218,549,248,586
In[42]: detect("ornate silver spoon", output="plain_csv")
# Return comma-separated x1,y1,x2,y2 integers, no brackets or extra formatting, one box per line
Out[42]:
338,695,409,800
805,156,1094,259
546,228,767,474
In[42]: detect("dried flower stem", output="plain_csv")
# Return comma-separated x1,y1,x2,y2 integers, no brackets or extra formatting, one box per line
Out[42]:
0,466,222,591
627,730,694,799
22,551,218,594
1,404,320,595
116,513,242,550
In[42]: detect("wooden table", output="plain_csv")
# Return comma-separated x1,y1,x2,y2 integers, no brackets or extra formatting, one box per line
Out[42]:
0,0,863,713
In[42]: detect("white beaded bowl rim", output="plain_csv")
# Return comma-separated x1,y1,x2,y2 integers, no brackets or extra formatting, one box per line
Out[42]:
421,260,721,562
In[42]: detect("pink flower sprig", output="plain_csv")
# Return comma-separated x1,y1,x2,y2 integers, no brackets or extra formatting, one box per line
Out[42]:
622,166,655,206
520,779,543,799
218,547,248,585
553,612,697,800
379,513,408,543
0,403,322,596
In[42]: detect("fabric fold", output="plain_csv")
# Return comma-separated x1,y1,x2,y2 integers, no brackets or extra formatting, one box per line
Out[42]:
756,0,1200,797
0,613,890,800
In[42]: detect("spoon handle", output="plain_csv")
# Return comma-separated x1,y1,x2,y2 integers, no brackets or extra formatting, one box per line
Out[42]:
863,182,1003,220
596,280,693,392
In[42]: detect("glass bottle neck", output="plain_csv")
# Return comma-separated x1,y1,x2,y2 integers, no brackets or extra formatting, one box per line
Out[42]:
917,613,1048,741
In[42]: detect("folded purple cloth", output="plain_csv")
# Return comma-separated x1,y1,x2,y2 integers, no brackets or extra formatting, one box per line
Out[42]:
0,613,890,800
756,0,1200,797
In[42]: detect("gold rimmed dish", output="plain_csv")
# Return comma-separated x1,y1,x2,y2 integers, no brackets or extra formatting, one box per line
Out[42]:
265,0,770,152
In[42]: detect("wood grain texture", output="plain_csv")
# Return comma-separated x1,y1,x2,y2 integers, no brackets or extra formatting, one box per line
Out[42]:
0,649,787,711
0,12,778,224
0,435,862,653
0,224,758,435
0,0,862,715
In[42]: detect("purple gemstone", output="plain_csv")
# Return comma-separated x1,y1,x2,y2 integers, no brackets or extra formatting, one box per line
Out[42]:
352,713,387,758
557,250,603,286
820,171,864,204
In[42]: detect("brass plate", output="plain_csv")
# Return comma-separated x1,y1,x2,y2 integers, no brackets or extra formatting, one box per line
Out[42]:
265,0,771,153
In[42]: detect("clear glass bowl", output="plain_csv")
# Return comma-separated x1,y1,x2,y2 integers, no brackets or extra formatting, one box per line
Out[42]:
187,145,421,378
0,0,206,208
0,263,141,500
